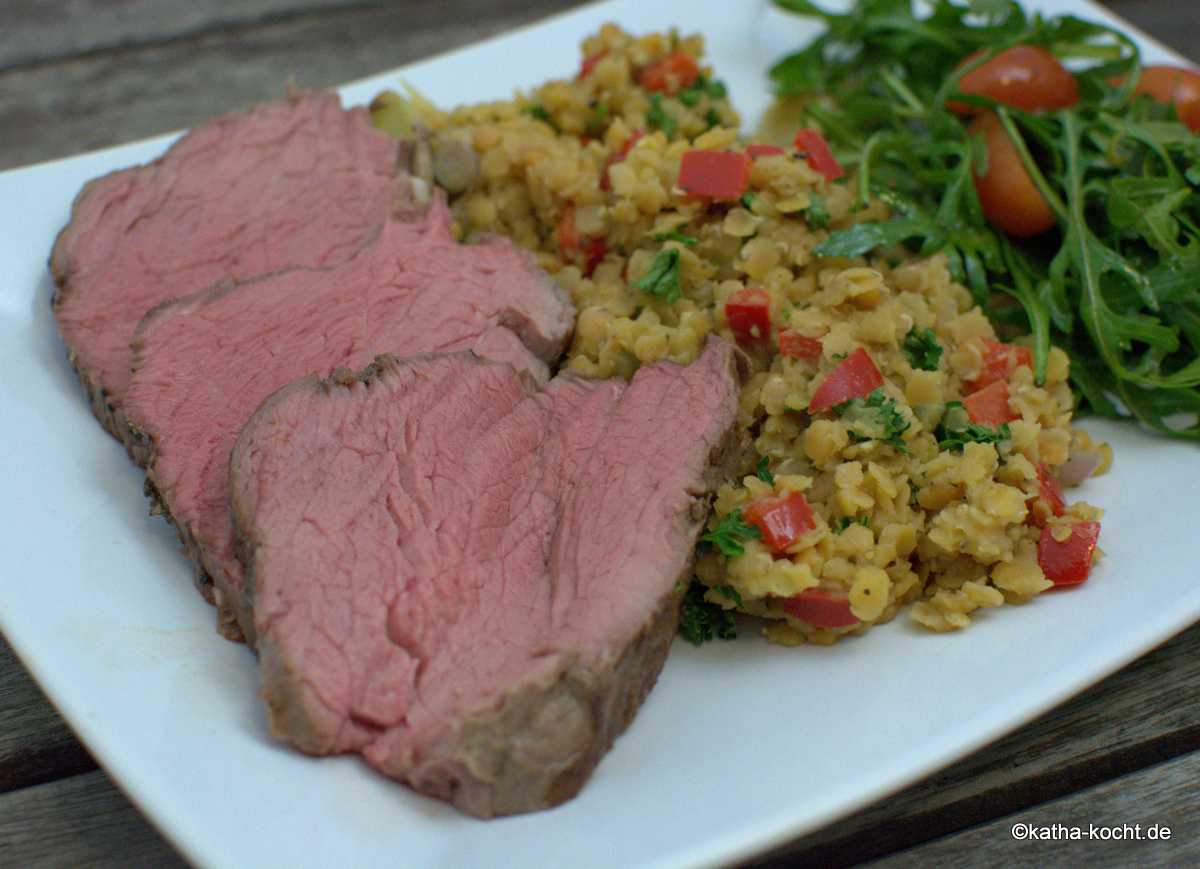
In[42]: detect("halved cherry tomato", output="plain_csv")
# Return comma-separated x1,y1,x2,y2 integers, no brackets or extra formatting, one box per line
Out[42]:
725,286,772,344
967,337,1034,391
808,347,884,412
1128,64,1200,132
793,129,844,181
637,49,700,95
962,379,1018,427
678,149,752,200
1037,521,1101,586
948,45,1079,115
1036,459,1067,518
969,110,1057,238
780,589,860,629
778,328,824,360
743,490,816,553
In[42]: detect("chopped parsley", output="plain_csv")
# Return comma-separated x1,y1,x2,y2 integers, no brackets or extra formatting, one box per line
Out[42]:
632,247,683,304
755,455,775,484
805,194,832,230
697,508,761,561
678,582,738,645
902,326,943,372
521,104,554,128
646,92,677,137
833,515,870,533
935,402,1011,450
834,388,911,451
678,74,727,107
652,229,699,246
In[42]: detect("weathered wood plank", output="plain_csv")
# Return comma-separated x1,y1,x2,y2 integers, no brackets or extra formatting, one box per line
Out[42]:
0,0,592,172
0,639,96,794
0,770,190,868
861,746,1200,869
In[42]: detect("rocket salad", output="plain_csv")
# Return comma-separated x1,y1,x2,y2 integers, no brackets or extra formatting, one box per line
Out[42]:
769,0,1200,438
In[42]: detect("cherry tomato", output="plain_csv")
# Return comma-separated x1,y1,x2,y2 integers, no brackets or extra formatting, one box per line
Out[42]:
743,490,816,554
1037,521,1101,587
779,589,860,629
948,45,1079,115
1128,64,1200,132
969,111,1057,238
808,347,884,412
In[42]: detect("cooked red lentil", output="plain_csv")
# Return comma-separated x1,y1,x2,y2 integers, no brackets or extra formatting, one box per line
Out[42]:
369,24,1110,644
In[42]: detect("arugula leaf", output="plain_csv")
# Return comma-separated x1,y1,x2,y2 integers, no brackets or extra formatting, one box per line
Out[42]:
697,508,761,560
632,248,683,303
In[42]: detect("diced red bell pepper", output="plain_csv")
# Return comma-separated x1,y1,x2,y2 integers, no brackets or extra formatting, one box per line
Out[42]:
793,129,844,182
678,149,752,200
725,286,772,344
808,347,884,412
1036,459,1067,517
743,490,816,554
577,50,607,80
601,129,644,190
962,379,1018,427
554,202,607,277
780,589,860,629
778,328,824,360
636,49,700,95
967,338,1034,391
745,142,787,158
1037,521,1101,586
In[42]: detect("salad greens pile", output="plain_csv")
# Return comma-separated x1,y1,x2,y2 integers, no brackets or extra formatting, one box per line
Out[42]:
770,0,1200,438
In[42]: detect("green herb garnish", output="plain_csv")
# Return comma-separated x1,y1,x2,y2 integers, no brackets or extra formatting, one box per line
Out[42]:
697,508,761,560
835,387,911,450
632,248,683,303
935,401,1012,450
755,455,775,483
679,583,738,644
833,515,870,533
903,326,944,371
647,92,677,138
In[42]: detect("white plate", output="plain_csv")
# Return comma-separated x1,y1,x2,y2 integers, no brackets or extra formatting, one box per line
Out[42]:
1,1,1198,867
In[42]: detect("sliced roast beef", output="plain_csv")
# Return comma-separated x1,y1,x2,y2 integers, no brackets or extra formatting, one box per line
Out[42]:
50,90,413,442
123,199,574,642
228,339,746,817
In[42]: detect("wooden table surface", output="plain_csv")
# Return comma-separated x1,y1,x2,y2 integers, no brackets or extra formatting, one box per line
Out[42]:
2,0,1198,866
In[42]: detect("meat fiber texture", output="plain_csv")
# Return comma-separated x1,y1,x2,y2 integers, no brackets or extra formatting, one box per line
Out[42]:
228,339,747,817
123,199,575,642
50,90,413,443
